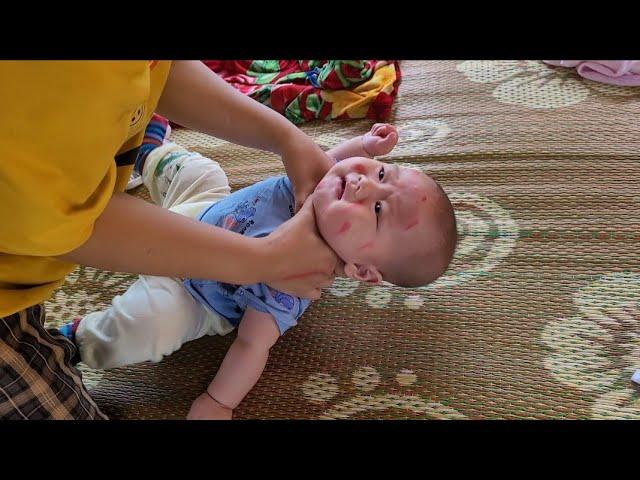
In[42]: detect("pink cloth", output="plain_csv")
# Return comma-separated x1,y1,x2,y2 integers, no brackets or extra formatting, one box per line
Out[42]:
543,60,640,86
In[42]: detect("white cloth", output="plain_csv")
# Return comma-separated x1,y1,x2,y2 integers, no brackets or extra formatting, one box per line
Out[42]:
77,275,234,369
143,142,231,218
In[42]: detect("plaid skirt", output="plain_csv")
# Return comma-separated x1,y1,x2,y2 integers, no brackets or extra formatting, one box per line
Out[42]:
0,304,107,420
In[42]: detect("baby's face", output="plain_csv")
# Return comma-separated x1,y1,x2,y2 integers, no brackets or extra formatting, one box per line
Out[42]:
312,157,433,282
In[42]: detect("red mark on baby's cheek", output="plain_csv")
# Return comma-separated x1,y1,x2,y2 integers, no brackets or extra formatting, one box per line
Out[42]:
404,219,419,231
337,222,351,234
343,202,362,211
353,164,365,174
421,196,427,202
358,241,374,251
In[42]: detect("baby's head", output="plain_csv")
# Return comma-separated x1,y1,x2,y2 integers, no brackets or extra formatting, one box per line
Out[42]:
312,157,457,287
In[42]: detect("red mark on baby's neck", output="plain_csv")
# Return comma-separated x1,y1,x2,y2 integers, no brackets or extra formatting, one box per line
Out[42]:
337,221,351,234
358,241,374,251
404,219,419,231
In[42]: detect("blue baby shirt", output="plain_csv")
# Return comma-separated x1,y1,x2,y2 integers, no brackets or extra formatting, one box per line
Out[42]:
182,176,311,335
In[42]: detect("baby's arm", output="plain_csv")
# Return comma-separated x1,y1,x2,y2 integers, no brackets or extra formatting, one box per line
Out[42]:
186,307,280,420
327,123,398,162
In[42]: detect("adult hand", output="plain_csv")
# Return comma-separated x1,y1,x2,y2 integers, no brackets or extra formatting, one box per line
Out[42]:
260,196,338,300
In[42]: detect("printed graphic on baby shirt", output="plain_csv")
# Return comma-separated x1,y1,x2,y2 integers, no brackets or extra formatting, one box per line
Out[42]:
184,176,311,336
267,287,295,311
221,199,259,234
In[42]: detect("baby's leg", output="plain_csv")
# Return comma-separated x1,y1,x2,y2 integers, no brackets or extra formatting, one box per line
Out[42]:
142,142,231,218
76,275,233,370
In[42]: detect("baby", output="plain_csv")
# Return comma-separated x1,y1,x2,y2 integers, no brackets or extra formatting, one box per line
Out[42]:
59,120,457,420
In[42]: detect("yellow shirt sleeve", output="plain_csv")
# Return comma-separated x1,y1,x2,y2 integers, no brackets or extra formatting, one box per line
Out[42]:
0,60,171,316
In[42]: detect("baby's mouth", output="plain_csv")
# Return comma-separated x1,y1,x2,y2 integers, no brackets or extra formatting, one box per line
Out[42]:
339,176,346,199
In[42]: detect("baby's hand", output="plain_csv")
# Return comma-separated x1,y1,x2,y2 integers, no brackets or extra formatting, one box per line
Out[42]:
187,392,233,420
362,123,398,157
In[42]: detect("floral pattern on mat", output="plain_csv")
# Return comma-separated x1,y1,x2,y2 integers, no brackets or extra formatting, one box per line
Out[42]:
302,366,466,419
457,61,640,109
313,118,452,157
329,192,519,309
45,266,135,325
542,272,640,419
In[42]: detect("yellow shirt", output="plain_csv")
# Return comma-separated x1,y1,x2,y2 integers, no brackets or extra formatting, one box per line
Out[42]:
0,60,172,316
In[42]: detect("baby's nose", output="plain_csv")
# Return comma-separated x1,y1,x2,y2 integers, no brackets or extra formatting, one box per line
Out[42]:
346,173,367,198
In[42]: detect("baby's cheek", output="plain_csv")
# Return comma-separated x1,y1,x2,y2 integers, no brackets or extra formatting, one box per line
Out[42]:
320,205,350,236
336,221,352,235
340,201,367,215
357,241,375,251
334,202,358,217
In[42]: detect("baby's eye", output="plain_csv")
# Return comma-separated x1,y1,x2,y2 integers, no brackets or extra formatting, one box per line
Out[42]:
378,167,385,181
375,201,382,215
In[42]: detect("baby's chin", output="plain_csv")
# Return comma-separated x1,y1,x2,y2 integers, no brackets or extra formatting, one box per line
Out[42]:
312,202,337,247
311,201,350,262
311,178,338,222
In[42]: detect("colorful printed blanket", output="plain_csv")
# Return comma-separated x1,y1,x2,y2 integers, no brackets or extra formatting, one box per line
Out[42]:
202,60,401,124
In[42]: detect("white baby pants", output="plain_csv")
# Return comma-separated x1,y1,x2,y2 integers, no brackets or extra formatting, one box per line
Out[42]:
76,142,236,370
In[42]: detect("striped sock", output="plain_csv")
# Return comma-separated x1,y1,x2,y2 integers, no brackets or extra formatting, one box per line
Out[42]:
134,114,170,175
59,317,82,344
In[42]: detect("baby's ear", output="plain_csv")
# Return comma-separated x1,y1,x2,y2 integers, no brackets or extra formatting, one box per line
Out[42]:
344,263,383,285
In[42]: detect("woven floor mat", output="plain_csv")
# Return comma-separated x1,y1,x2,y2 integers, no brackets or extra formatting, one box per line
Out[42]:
45,61,640,419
